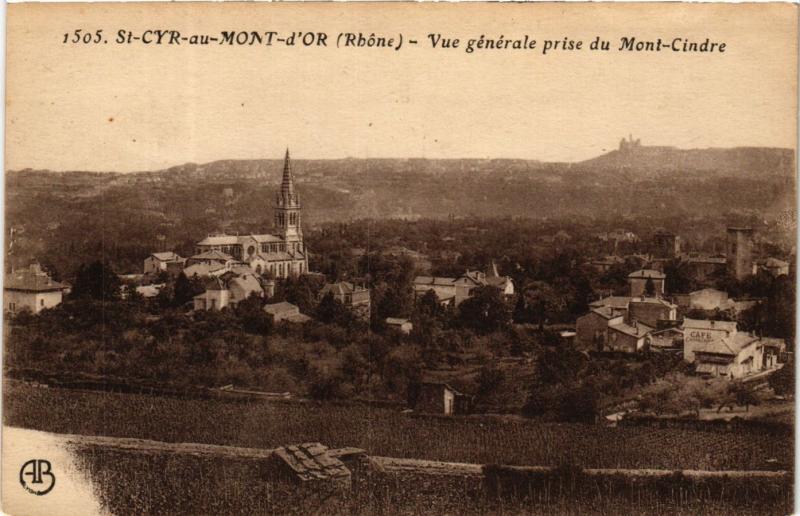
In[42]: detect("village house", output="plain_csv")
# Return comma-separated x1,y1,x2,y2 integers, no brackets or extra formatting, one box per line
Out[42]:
143,251,185,275
681,318,780,379
385,317,413,334
627,269,666,297
4,263,68,314
319,281,371,320
576,293,676,352
754,257,790,277
589,255,625,273
413,262,514,307
413,382,469,416
692,332,764,379
682,318,739,363
685,255,727,282
575,306,624,351
263,301,311,324
606,320,654,353
645,327,684,351
626,296,678,328
193,273,264,311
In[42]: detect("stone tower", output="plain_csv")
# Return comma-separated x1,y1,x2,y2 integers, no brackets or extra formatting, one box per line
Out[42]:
275,149,304,254
726,227,753,280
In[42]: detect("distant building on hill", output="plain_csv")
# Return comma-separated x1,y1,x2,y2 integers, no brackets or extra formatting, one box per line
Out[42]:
754,257,789,277
263,301,311,324
413,262,514,307
319,281,371,320
192,272,264,311
4,263,68,314
143,252,185,275
385,317,413,334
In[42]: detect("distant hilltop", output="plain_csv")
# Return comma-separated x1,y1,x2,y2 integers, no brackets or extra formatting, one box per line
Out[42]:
579,136,795,177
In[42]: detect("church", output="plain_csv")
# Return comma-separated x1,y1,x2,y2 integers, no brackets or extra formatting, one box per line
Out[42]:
193,149,309,279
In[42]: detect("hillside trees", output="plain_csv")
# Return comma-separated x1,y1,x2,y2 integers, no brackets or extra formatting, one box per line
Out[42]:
72,261,121,301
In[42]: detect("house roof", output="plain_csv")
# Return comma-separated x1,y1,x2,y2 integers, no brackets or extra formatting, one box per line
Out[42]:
588,306,620,319
183,263,226,278
264,301,299,315
320,281,366,296
609,321,654,338
135,284,164,298
386,317,410,325
687,256,726,265
5,267,67,292
150,251,182,262
695,332,758,356
204,276,227,291
628,297,677,308
414,276,456,287
628,269,666,279
764,258,789,268
228,275,263,296
590,296,631,310
682,318,737,332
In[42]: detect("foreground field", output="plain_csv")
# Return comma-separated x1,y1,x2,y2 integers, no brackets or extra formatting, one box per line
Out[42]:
4,382,793,471
72,447,791,515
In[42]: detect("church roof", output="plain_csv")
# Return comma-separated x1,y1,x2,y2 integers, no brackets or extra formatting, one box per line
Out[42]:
197,234,240,246
191,250,235,262
257,251,294,262
252,234,284,243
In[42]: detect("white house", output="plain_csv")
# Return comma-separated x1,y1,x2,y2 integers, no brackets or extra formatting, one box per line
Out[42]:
4,264,67,314
143,252,185,275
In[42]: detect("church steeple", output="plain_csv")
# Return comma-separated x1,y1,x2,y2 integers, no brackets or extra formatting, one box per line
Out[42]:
278,148,299,208
274,148,304,256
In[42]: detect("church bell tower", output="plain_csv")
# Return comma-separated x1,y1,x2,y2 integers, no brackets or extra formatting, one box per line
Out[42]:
275,148,304,254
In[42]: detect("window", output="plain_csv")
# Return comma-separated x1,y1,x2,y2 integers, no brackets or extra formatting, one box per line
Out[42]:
8,303,15,312
40,299,44,307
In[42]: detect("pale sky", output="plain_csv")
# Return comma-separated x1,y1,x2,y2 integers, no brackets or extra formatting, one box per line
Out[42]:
6,3,798,172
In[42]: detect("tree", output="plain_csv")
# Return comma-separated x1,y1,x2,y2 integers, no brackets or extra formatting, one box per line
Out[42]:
173,272,205,307
521,281,565,331
458,286,511,334
644,277,656,297
72,261,121,301
730,382,761,412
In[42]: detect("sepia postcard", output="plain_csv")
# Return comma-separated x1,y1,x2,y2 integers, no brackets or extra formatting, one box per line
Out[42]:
1,2,797,515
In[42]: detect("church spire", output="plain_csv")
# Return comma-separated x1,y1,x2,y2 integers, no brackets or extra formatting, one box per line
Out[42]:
279,147,297,206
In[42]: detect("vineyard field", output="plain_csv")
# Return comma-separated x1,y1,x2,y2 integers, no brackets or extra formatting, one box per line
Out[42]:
4,382,793,472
